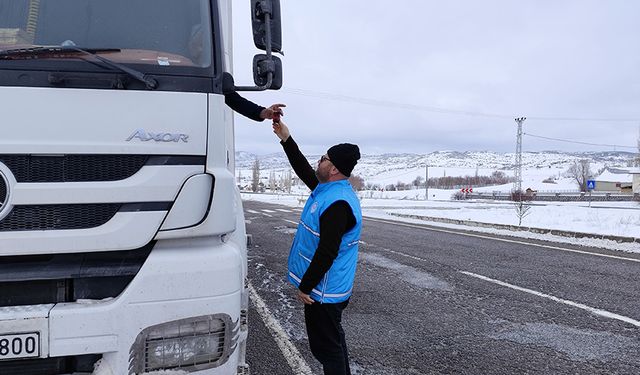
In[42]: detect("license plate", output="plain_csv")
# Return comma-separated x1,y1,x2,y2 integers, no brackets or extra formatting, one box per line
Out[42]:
0,333,40,360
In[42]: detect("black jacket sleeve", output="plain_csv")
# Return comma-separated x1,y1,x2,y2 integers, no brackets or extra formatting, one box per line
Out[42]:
298,201,356,295
280,136,319,191
224,92,265,122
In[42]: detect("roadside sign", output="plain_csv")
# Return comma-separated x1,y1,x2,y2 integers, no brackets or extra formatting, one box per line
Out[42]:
461,187,473,193
586,180,596,190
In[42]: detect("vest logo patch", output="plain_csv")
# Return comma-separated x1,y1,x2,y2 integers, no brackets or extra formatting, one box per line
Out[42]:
310,202,318,213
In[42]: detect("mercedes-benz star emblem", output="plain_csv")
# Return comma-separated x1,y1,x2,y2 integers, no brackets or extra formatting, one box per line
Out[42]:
0,170,9,217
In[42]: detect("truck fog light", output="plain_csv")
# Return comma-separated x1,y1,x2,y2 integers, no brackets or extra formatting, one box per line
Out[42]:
130,314,238,374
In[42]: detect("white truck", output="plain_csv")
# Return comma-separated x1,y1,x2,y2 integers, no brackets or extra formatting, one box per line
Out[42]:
0,0,282,374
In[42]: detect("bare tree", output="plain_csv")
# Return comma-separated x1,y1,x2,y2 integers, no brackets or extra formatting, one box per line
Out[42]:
348,174,365,191
269,170,276,192
251,158,260,192
567,159,592,192
510,189,533,226
292,175,301,187
491,170,507,180
412,175,423,188
280,169,292,193
514,200,532,226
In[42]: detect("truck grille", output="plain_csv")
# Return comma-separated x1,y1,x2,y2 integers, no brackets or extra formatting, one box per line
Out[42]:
0,202,172,232
0,154,149,182
0,155,206,183
0,204,121,231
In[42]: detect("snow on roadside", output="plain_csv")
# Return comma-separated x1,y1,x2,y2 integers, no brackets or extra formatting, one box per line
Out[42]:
364,210,640,254
241,192,640,254
386,204,640,238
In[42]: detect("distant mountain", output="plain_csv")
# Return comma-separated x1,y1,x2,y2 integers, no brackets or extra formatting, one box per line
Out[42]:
236,152,291,170
237,150,635,169
236,150,637,183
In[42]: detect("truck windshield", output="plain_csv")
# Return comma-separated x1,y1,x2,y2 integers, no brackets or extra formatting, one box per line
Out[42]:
0,0,213,68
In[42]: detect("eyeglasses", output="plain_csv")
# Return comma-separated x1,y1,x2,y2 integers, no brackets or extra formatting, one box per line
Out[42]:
320,155,331,163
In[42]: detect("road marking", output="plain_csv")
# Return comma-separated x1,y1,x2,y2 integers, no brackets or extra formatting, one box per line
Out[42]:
460,271,640,328
283,219,298,225
247,282,313,375
246,209,259,214
380,247,427,263
364,217,640,264
262,209,277,213
276,208,292,213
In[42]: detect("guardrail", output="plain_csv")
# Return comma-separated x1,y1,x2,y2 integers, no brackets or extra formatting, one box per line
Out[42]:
466,192,639,202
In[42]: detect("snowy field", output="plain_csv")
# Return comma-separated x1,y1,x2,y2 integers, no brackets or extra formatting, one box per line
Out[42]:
240,152,639,254
241,189,640,254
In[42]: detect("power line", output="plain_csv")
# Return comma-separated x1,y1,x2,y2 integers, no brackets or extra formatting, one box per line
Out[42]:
282,88,511,119
524,132,636,150
282,87,640,123
527,115,639,123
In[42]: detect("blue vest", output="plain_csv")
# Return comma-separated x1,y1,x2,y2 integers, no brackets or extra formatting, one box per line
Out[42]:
288,179,362,303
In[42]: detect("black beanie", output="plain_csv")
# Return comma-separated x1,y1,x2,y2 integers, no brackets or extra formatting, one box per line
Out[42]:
327,143,360,177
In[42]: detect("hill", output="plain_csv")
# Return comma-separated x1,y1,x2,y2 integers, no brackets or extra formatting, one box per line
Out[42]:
236,150,636,186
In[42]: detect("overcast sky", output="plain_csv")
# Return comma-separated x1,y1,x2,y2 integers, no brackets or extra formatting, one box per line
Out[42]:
230,1,640,156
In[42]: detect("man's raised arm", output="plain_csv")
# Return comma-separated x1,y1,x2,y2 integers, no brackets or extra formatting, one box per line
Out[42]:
273,120,319,191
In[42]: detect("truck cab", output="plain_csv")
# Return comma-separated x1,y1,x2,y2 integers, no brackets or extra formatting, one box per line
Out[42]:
0,1,282,374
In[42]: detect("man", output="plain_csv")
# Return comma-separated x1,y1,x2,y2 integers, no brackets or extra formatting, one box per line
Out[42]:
225,90,284,123
221,72,285,122
272,119,362,375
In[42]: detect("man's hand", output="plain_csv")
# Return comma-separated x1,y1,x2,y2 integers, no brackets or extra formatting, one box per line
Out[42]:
296,290,314,305
260,103,286,121
272,119,291,142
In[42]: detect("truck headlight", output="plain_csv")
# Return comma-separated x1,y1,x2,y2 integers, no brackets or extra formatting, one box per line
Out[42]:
129,314,238,374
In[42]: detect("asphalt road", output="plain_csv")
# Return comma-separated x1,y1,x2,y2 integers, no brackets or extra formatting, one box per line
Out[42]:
244,200,640,375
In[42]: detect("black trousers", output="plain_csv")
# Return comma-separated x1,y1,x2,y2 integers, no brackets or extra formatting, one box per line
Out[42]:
304,299,351,375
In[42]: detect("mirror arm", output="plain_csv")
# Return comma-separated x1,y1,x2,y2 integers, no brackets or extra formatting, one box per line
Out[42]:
264,6,273,59
234,72,273,92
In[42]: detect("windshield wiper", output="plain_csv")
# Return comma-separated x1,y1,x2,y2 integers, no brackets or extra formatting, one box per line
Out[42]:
0,46,120,58
0,46,158,90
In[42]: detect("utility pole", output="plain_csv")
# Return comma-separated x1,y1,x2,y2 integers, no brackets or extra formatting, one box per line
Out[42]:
425,165,429,200
514,117,526,193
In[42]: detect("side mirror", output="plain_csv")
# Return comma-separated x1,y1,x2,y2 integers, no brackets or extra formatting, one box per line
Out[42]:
252,54,282,90
235,0,283,92
251,0,282,53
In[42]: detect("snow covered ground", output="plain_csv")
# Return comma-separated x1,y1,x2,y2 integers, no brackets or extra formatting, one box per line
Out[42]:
241,189,640,254
236,149,635,191
240,150,639,254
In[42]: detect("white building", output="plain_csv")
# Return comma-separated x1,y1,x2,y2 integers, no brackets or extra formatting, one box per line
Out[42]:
628,168,640,194
594,168,640,193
